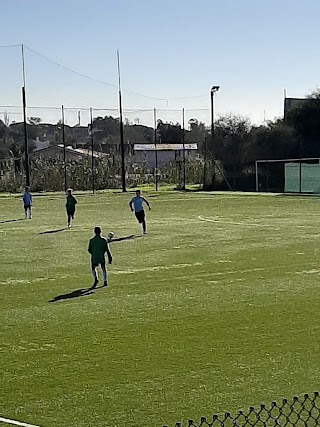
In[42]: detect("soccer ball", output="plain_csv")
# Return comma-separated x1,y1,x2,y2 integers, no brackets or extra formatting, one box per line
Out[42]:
108,231,115,240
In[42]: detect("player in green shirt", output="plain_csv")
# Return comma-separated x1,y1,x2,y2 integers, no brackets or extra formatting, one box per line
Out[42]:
88,226,113,288
66,188,77,228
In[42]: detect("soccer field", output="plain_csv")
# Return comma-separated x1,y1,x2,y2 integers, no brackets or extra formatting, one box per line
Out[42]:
1,191,320,427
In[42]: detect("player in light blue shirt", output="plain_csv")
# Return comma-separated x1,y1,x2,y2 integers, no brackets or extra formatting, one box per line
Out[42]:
129,189,151,234
22,186,32,219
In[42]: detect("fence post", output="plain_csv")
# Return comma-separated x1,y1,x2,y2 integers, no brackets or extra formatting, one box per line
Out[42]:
154,107,158,191
90,107,95,194
182,107,186,190
22,87,30,187
61,105,67,191
203,136,207,189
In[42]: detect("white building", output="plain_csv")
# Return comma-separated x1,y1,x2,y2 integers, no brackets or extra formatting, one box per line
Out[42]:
133,143,198,169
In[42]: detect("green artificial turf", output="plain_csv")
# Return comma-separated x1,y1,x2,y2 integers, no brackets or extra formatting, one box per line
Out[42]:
0,190,320,427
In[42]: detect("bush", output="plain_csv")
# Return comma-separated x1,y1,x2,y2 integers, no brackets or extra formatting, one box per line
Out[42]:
0,157,204,192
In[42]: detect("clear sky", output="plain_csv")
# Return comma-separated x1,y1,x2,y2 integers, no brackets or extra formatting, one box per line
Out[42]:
1,0,320,127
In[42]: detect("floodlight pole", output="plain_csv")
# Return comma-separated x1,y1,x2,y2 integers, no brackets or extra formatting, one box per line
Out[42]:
210,90,215,144
210,86,219,187
21,44,30,187
210,85,233,191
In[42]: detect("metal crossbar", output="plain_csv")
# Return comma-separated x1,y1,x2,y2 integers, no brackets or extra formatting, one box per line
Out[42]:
163,392,320,427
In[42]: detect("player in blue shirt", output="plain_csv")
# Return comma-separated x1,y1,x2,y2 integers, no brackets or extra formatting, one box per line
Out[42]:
129,189,151,234
22,186,32,219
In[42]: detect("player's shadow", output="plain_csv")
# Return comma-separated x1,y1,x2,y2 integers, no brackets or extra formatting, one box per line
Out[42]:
0,218,24,224
110,234,143,243
276,193,320,198
39,228,66,235
49,285,99,302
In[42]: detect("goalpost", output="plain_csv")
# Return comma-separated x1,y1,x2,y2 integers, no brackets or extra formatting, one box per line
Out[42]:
255,157,320,193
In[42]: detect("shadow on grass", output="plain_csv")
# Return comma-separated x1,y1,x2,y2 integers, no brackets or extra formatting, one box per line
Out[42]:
276,193,320,198
172,186,209,193
39,228,66,235
0,218,24,224
49,285,100,302
110,234,143,243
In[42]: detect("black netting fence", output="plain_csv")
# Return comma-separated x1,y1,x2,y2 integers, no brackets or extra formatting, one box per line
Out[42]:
0,106,208,192
1,105,261,192
164,392,320,427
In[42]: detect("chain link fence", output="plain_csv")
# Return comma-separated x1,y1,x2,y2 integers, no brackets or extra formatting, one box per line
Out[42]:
164,392,320,427
1,105,208,192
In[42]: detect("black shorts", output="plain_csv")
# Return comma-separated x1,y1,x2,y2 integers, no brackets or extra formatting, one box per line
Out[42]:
24,205,31,210
92,261,106,269
67,210,75,218
135,209,145,223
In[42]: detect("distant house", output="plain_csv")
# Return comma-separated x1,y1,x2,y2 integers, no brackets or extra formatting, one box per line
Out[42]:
284,97,310,122
31,138,50,151
31,144,108,161
284,98,307,114
132,143,198,169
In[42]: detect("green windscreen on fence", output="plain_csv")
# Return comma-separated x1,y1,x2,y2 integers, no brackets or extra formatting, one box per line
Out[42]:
285,163,320,193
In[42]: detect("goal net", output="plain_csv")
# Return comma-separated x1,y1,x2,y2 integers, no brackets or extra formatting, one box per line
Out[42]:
255,157,320,193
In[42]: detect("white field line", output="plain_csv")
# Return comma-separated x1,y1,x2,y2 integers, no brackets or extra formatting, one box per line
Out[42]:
0,417,41,427
198,215,272,227
112,261,204,275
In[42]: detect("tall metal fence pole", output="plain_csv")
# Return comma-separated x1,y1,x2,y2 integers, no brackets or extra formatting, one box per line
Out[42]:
90,107,95,194
22,86,30,187
203,136,207,189
61,105,67,191
153,107,158,191
21,44,30,187
266,139,269,192
299,135,302,193
182,107,186,190
117,50,126,192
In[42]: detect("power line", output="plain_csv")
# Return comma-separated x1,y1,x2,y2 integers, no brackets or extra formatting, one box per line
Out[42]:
0,44,21,48
24,45,119,90
25,45,168,100
23,45,207,102
170,95,207,100
0,104,210,112
1,44,208,102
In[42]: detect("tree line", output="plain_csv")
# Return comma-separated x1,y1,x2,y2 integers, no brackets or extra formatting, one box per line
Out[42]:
1,90,320,192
